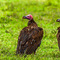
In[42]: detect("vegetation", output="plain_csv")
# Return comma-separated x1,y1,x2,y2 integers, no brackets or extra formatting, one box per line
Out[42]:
0,0,60,60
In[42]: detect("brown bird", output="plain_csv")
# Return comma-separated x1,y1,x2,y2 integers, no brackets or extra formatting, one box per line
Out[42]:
57,27,60,51
16,14,43,54
56,19,60,22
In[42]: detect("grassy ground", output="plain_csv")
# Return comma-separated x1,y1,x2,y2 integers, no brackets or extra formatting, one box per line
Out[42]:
0,0,60,60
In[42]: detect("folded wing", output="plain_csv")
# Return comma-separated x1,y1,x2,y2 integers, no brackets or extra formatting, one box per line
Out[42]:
16,27,43,54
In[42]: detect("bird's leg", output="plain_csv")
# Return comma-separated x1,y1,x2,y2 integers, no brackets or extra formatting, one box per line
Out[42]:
34,51,36,55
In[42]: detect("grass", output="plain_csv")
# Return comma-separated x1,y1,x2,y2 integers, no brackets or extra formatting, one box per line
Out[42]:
0,0,60,60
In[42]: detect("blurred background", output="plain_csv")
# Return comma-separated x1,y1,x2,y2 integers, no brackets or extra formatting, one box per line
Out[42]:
0,0,60,60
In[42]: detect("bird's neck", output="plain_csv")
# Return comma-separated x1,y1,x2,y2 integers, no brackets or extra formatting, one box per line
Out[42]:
28,19,37,27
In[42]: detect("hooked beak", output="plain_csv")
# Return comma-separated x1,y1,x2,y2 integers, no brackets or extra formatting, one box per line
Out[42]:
23,16,27,19
56,19,60,22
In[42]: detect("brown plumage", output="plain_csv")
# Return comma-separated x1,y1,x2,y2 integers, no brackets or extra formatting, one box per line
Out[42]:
57,27,60,51
16,14,43,54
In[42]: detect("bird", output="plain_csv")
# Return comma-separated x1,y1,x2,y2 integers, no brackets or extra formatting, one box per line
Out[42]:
16,14,43,54
56,19,60,22
57,27,60,51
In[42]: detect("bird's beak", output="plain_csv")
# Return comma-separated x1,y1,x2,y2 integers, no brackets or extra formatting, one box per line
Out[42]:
56,19,60,22
22,16,27,19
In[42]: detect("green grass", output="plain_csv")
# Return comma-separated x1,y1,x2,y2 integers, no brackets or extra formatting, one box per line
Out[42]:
0,0,60,60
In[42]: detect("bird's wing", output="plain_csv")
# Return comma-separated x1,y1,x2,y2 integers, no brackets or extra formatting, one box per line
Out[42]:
16,27,29,54
57,33,60,40
22,27,43,54
17,27,43,54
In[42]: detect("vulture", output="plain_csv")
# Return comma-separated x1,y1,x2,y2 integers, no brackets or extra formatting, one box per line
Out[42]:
16,14,43,54
56,19,60,51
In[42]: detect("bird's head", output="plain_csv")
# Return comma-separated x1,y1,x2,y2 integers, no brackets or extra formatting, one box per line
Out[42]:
23,14,33,21
56,19,60,22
